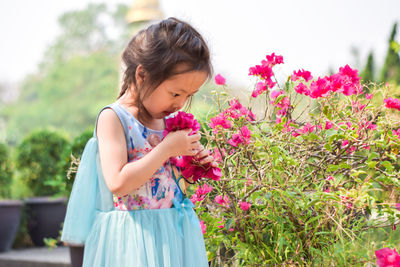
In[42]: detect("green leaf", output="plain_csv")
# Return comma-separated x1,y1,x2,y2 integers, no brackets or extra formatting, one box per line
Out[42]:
381,161,393,172
367,161,377,169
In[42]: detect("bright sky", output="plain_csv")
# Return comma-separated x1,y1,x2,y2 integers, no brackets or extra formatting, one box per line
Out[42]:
1,0,400,88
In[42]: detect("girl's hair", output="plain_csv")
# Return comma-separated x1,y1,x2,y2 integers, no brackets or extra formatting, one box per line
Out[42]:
119,17,213,122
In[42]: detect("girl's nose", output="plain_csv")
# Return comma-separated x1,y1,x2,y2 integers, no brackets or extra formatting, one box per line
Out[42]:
175,99,186,110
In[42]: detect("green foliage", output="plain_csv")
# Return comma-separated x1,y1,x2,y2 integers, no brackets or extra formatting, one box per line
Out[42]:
194,78,400,265
0,3,129,146
0,143,13,199
380,23,400,83
56,128,93,197
361,51,375,84
16,130,69,197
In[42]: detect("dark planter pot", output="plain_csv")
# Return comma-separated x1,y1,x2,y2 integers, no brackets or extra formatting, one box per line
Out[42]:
25,196,67,246
69,245,84,267
0,200,23,252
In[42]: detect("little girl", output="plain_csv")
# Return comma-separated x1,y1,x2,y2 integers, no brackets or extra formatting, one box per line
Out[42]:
61,17,214,266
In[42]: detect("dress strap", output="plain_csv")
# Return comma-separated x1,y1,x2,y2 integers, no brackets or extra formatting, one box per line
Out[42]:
93,103,130,139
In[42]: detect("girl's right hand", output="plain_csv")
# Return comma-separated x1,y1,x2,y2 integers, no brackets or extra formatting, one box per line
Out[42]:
162,129,201,157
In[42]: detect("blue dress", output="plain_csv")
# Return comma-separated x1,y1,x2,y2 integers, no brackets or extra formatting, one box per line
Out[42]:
61,102,208,267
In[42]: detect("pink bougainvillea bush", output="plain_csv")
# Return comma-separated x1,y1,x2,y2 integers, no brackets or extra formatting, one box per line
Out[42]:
189,54,400,265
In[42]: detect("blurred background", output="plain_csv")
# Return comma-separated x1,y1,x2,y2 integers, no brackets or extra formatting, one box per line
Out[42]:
0,0,400,146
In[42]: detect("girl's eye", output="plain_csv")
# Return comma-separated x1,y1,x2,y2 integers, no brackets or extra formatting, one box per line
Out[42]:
172,93,179,97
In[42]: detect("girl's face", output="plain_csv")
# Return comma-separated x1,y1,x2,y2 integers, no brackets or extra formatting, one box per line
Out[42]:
142,70,208,120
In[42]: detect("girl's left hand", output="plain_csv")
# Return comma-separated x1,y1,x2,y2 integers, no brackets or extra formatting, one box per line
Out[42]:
194,144,218,167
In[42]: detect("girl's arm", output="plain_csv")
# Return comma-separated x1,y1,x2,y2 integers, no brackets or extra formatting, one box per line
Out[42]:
96,108,201,197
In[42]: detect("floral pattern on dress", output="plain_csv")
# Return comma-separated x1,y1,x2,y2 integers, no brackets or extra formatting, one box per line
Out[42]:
113,124,184,211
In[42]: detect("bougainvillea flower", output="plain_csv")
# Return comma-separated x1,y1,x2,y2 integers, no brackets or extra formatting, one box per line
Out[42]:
384,97,400,111
174,156,222,182
209,113,233,133
215,195,230,208
252,81,268,98
396,203,400,211
294,83,310,96
365,93,374,99
341,140,349,148
301,122,315,134
200,220,207,234
291,69,313,82
325,120,334,130
239,201,251,211
228,126,251,147
190,183,213,204
264,53,284,66
325,176,334,181
164,111,222,182
215,74,226,85
163,111,200,137
226,99,256,121
249,64,274,80
375,247,400,267
393,129,400,139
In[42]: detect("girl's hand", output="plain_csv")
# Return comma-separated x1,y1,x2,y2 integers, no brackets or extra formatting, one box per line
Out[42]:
194,144,218,167
162,129,201,157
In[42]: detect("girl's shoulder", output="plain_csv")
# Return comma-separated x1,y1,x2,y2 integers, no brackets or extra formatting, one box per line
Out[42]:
94,102,131,138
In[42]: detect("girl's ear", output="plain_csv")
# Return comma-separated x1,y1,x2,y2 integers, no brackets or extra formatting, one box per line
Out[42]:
135,64,147,87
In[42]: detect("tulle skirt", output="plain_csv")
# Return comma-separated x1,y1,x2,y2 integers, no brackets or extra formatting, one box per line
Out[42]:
82,207,208,267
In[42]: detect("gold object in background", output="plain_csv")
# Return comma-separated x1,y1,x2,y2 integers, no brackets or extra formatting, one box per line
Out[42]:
126,0,164,24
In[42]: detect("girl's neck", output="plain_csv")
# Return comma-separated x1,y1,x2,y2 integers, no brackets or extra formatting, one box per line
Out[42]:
117,92,165,131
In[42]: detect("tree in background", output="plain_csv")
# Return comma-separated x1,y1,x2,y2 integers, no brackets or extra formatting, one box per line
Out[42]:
0,4,129,146
361,51,375,84
380,22,400,83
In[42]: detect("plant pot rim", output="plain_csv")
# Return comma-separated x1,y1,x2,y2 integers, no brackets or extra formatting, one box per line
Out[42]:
25,196,67,204
0,199,24,206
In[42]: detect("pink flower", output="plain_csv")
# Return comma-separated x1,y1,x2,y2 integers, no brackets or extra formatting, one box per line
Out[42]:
264,53,284,66
163,111,200,137
325,176,334,181
239,201,251,211
270,90,284,100
229,228,234,232
292,130,301,137
396,203,400,211
217,220,225,229
252,81,268,98
291,69,313,82
393,129,400,139
301,122,315,134
209,113,233,133
294,83,310,96
384,97,400,111
200,220,207,234
375,247,400,267
176,156,222,182
215,74,226,85
249,63,274,80
215,195,230,208
190,183,213,204
324,188,330,193
366,93,373,99
341,140,349,148
212,148,224,163
226,99,256,121
228,126,252,147
325,120,334,130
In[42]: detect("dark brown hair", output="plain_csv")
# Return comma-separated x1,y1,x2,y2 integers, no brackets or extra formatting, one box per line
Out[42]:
119,17,213,122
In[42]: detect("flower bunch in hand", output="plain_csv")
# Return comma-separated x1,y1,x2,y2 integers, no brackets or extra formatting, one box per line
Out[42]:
163,111,222,183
